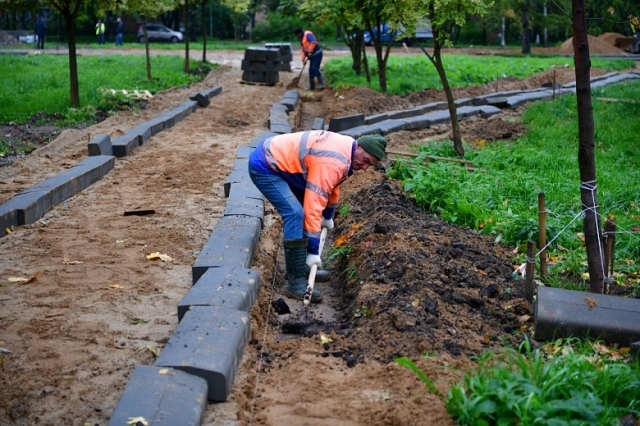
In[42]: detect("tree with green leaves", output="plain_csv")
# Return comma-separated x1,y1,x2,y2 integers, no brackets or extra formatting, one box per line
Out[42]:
384,0,493,157
108,0,182,79
221,0,250,41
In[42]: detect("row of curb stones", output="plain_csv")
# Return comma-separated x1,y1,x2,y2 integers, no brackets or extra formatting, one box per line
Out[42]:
0,86,222,239
108,91,301,424
325,72,640,138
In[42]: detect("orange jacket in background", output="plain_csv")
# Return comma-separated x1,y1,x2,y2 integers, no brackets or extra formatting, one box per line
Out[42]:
300,30,320,60
250,131,355,254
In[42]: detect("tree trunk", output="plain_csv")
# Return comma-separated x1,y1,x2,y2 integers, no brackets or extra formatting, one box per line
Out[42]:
142,17,152,80
201,0,207,62
572,0,604,293
522,0,531,54
63,9,80,106
184,0,190,72
348,28,362,75
432,33,463,157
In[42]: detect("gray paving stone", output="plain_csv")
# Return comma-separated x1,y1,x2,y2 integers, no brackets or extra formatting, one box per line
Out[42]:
74,155,115,181
189,92,211,107
0,204,17,237
178,267,261,321
131,123,152,146
192,216,262,283
112,132,140,157
146,116,166,136
155,306,250,402
5,190,52,225
365,113,388,125
87,134,112,156
224,183,264,225
338,124,382,139
241,59,280,73
387,109,420,120
485,96,509,108
454,97,473,107
377,119,408,135
270,123,292,134
236,146,253,159
224,170,251,198
424,110,451,125
107,366,207,426
311,117,325,130
401,116,430,130
328,113,365,132
478,105,502,118
411,102,447,114
456,106,481,119
233,158,248,172
228,180,263,201
248,131,279,148
505,96,528,108
156,114,175,130
202,86,222,99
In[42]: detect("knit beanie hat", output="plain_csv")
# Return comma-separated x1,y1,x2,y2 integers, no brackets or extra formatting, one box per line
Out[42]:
357,135,387,161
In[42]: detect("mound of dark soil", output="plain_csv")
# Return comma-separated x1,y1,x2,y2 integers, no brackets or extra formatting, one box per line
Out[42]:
323,172,532,362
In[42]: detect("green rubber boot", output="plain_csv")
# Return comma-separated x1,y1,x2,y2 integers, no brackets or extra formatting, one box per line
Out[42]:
283,238,323,303
317,74,325,90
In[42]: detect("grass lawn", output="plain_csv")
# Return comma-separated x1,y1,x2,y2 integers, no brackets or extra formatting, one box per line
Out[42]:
0,54,215,124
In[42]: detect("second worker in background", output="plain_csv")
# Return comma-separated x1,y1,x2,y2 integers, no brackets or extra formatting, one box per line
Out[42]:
294,27,325,91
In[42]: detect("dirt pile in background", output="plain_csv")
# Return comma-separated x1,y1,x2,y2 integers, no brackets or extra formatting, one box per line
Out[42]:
0,30,20,46
598,32,628,46
559,34,627,54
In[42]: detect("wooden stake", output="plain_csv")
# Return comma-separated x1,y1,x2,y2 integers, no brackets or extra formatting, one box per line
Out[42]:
604,215,616,283
538,192,548,277
525,241,536,302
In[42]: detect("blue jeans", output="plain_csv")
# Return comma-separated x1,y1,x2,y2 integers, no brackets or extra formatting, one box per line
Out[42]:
98,34,105,44
249,162,304,241
116,33,123,46
309,50,323,80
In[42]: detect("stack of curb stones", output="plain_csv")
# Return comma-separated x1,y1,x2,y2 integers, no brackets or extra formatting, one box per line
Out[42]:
241,47,281,85
0,85,222,238
265,42,293,71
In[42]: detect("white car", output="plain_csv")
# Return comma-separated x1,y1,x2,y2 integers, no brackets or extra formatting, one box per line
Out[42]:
137,24,184,43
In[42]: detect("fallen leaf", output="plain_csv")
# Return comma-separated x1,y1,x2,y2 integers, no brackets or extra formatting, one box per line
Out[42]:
130,318,149,325
320,335,333,345
146,252,173,262
158,368,170,375
62,258,83,265
126,417,148,426
108,284,125,289
5,228,11,234
518,314,531,323
116,239,126,244
334,235,347,247
411,299,421,308
7,271,40,284
351,224,361,230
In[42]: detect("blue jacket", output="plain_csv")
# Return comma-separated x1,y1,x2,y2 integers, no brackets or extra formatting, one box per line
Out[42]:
35,19,46,36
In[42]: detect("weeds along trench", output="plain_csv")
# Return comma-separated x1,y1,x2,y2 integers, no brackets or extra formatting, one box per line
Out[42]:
267,171,533,363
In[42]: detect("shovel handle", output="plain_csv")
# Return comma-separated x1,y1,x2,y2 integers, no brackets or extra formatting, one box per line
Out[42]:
303,227,328,305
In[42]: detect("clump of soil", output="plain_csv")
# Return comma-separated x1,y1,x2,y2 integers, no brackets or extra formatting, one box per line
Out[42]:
559,34,627,54
319,172,532,362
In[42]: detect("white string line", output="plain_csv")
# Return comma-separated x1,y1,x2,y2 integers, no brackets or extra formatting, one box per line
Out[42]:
580,180,607,286
535,209,585,257
248,240,281,426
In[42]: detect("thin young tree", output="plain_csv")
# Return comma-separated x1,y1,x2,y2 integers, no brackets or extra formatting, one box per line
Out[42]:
384,0,493,157
571,0,604,293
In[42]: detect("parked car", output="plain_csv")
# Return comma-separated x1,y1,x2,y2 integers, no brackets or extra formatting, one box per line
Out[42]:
137,24,184,43
359,20,433,46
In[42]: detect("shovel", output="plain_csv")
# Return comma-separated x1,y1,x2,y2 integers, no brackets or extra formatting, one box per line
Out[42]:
286,58,308,89
282,227,328,333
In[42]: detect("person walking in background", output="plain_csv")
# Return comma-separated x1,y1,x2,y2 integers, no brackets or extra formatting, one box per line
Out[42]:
96,19,106,44
115,17,124,46
294,28,325,91
248,131,387,303
34,16,46,50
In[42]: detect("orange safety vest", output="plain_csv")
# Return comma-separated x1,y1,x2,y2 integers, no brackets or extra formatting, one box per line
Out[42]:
300,30,319,60
262,130,353,242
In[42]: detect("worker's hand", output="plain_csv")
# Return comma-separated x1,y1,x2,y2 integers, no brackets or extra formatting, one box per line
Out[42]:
306,254,322,268
321,218,334,231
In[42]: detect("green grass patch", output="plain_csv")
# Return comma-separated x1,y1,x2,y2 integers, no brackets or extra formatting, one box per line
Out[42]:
0,54,216,124
389,79,640,282
446,338,640,425
324,54,634,95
